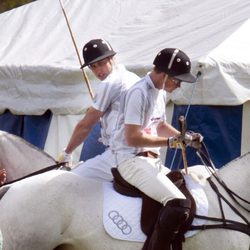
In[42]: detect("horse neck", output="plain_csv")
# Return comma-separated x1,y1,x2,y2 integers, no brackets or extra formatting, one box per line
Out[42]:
0,131,56,180
218,154,250,197
207,153,250,213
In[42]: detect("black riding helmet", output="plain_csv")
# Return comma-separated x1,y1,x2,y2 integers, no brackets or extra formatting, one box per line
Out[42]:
153,48,196,83
81,39,116,68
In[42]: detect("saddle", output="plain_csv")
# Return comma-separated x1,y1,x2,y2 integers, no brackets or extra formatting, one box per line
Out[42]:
111,168,196,249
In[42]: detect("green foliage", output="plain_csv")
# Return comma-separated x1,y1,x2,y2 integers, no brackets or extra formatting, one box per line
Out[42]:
0,0,36,13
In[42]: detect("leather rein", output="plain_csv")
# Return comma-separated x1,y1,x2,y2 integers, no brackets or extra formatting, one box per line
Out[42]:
189,143,250,236
1,162,69,187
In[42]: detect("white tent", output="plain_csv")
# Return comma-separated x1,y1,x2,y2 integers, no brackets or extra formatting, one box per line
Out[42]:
0,0,250,166
176,18,250,105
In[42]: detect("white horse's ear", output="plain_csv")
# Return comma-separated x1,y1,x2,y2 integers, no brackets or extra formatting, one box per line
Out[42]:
0,185,10,200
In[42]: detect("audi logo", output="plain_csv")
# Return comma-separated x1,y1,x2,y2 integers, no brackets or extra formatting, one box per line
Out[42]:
108,210,132,235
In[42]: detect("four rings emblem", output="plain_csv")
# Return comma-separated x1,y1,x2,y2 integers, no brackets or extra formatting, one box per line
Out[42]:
108,210,132,235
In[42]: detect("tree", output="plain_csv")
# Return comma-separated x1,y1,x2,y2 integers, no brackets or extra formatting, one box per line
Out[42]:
0,0,36,13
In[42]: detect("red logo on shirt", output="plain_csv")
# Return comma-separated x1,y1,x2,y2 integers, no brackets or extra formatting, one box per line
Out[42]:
144,127,151,134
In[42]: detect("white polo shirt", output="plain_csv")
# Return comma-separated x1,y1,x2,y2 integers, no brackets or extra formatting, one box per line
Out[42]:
92,64,140,146
110,74,167,164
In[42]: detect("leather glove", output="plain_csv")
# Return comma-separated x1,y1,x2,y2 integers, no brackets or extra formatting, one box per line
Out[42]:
168,135,182,148
168,131,203,149
183,131,203,149
58,149,73,167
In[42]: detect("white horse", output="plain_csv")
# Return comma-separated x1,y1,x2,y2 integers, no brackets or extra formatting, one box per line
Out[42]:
0,130,249,250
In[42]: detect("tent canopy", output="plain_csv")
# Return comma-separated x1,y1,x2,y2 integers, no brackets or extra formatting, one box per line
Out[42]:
0,0,250,115
174,18,250,105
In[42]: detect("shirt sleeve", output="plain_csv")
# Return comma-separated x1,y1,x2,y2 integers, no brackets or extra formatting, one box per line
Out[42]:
92,81,114,112
124,87,147,126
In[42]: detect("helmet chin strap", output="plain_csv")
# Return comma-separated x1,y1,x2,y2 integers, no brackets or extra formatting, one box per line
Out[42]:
162,74,168,90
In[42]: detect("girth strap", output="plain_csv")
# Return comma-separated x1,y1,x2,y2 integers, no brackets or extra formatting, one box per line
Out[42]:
190,215,250,236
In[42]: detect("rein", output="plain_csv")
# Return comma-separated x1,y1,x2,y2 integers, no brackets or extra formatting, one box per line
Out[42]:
1,162,69,187
189,143,250,236
189,177,250,236
198,146,250,212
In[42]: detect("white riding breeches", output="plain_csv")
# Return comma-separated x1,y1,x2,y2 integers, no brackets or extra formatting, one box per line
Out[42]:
117,156,186,206
72,149,117,182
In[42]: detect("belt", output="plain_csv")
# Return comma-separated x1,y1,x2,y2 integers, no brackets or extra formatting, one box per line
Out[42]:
136,151,159,159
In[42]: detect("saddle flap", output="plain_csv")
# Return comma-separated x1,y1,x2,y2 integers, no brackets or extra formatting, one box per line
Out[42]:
111,168,143,198
111,168,197,242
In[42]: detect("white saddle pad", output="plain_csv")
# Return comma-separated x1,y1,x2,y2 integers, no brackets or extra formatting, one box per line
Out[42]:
103,175,208,242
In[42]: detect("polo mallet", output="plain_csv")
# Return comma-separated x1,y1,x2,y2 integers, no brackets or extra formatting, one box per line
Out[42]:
178,115,188,174
58,0,94,99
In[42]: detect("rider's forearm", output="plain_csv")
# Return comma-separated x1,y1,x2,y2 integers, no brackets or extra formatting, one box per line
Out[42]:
65,107,103,154
65,122,92,154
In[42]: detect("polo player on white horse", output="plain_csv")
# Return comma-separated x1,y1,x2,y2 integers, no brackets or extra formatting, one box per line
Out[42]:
58,38,140,181
60,45,204,249
109,48,202,250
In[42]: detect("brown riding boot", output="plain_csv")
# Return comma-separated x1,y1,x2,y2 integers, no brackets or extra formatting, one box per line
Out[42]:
146,198,191,250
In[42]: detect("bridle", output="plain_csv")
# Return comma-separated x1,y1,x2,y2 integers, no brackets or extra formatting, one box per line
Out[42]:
197,144,250,213
189,142,250,236
168,69,250,236
174,127,250,236
1,162,69,187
